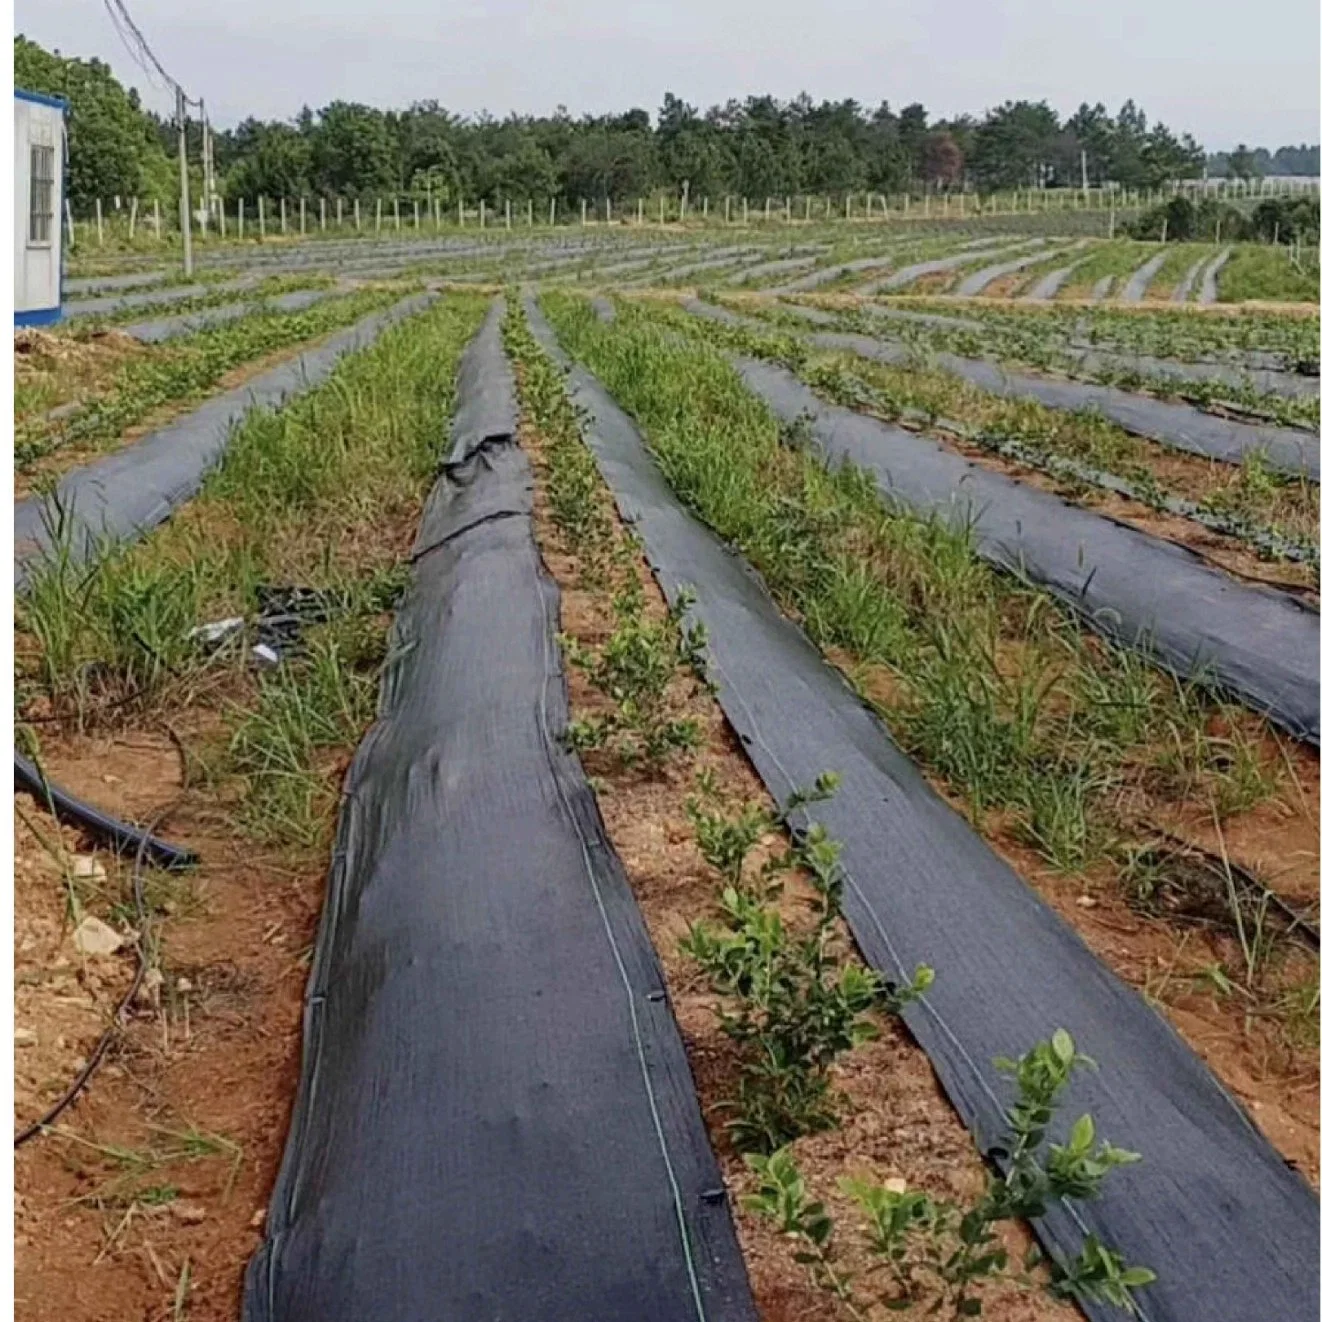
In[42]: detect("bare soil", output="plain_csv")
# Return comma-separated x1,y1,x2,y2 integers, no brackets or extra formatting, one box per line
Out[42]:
13,715,327,1322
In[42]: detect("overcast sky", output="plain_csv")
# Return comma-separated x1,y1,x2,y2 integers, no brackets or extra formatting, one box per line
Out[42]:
15,0,1320,148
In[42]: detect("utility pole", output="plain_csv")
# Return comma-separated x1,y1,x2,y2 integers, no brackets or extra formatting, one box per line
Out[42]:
176,85,193,275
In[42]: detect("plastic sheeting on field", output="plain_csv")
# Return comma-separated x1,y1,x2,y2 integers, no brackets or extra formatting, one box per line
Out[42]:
243,300,756,1322
1024,260,1085,299
871,238,1044,291
731,355,1319,743
63,275,259,320
769,255,895,293
1120,252,1168,303
850,304,1318,398
524,293,1321,1322
1170,254,1211,304
14,292,438,589
120,288,335,343
954,244,1074,296
631,248,763,286
685,299,1320,480
63,269,168,296
724,255,820,286
1198,248,1232,304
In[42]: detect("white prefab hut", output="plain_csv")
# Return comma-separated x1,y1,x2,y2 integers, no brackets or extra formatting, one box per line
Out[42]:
15,88,68,327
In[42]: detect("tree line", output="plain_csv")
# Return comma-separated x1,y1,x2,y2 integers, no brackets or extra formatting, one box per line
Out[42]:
1207,144,1320,179
18,34,1310,213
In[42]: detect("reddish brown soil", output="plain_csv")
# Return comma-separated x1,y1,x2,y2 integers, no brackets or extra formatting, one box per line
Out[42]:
14,719,326,1322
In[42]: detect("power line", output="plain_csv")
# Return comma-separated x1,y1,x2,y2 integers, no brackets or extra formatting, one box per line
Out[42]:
101,0,200,106
98,0,202,275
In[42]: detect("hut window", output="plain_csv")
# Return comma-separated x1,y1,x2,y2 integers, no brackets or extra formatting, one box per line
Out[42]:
29,143,55,245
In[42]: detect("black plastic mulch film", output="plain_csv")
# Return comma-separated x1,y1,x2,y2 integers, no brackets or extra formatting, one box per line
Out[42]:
722,298,1319,480
243,300,757,1322
121,288,334,344
681,299,1320,744
523,292,1318,1322
14,293,439,591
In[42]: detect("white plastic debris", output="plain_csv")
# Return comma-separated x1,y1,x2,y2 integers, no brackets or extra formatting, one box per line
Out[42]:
72,915,126,957
189,616,245,646
71,854,107,882
251,643,281,667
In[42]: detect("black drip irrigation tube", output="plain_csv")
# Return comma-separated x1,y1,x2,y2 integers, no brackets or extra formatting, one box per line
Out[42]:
243,300,756,1322
523,292,1320,1322
14,752,196,870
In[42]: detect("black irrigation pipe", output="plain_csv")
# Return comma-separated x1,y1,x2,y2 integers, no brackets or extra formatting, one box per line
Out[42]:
17,301,441,848
14,294,445,1114
1138,822,1321,951
12,807,156,1148
14,750,196,869
524,292,1320,1322
244,300,755,1322
13,730,194,1147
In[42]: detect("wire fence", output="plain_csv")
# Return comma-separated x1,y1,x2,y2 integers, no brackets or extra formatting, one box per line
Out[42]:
64,177,1320,250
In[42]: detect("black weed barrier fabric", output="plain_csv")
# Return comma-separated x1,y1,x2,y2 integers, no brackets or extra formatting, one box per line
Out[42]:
679,301,1320,742
242,302,756,1322
730,356,1321,744
62,275,259,320
688,299,1320,480
14,293,437,591
120,288,334,343
523,295,1320,1322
